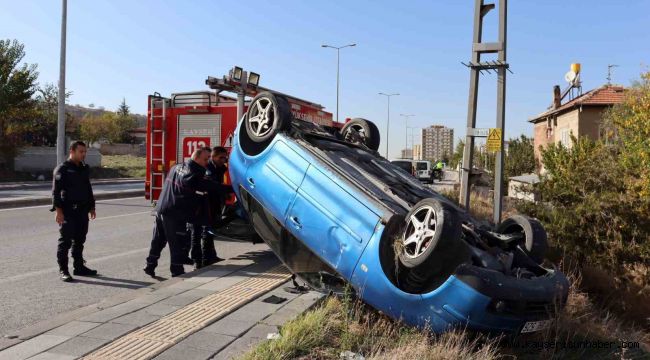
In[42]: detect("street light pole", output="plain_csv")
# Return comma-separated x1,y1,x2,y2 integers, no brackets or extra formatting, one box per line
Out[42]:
322,43,356,123
56,0,67,164
379,92,399,158
400,114,415,152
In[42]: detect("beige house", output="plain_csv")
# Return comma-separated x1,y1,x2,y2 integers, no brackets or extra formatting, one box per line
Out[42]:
528,84,625,165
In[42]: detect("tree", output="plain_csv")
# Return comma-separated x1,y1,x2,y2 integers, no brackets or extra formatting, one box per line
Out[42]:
113,98,136,143
0,39,39,166
505,135,535,179
28,83,73,146
604,71,650,197
117,98,130,117
449,139,464,169
518,135,650,273
79,113,117,145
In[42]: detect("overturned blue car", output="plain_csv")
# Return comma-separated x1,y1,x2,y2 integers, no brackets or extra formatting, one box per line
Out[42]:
229,91,569,334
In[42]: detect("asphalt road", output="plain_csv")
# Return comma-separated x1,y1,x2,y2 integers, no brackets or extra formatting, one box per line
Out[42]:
0,182,143,201
0,196,265,337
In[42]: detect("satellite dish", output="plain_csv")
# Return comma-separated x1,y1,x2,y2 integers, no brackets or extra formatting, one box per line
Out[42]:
565,71,577,84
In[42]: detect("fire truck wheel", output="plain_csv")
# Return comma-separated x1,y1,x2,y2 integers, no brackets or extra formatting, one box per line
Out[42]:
245,92,292,143
340,118,381,151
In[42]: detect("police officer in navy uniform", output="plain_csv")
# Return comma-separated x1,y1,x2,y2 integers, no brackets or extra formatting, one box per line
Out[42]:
189,146,233,269
143,148,211,277
52,141,98,282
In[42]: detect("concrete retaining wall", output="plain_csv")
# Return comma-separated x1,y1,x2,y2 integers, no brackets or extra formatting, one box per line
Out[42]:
14,147,102,173
99,144,145,156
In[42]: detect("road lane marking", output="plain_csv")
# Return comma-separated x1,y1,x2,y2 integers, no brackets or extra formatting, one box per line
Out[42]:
0,247,150,284
0,196,145,212
96,211,151,221
0,210,151,244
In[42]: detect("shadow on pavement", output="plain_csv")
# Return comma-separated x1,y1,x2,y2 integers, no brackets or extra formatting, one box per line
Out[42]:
94,275,155,286
72,275,154,289
228,250,274,262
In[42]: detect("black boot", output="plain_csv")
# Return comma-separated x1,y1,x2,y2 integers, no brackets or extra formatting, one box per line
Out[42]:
60,269,74,282
143,263,156,278
73,260,98,276
193,261,204,271
170,264,185,277
202,256,225,267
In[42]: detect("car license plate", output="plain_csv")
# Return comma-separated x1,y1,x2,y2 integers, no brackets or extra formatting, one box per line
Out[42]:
520,319,551,333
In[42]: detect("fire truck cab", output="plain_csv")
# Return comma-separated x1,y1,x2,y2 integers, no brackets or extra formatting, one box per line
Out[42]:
145,70,340,201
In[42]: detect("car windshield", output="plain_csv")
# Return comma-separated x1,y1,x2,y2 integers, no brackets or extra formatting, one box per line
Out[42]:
416,162,428,170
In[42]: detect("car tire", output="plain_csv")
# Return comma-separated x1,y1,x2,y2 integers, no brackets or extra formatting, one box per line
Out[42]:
339,118,381,151
245,91,292,143
496,215,548,264
398,198,462,269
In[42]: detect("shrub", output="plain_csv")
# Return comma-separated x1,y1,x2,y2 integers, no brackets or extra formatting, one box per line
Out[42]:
517,136,650,275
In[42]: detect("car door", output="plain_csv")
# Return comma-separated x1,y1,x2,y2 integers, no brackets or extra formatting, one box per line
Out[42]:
285,164,380,279
242,140,309,223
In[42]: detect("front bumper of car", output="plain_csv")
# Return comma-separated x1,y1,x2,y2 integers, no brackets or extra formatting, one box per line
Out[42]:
350,225,570,333
437,264,569,333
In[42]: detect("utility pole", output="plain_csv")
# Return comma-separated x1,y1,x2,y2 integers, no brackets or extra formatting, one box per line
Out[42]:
322,44,356,123
400,114,415,151
56,0,67,164
459,0,510,224
379,92,399,158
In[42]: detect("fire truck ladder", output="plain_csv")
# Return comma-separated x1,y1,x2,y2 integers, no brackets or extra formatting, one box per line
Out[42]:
149,93,168,201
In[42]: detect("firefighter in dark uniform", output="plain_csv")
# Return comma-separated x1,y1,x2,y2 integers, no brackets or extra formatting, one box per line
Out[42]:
189,146,233,269
207,146,234,228
52,141,98,282
143,148,211,277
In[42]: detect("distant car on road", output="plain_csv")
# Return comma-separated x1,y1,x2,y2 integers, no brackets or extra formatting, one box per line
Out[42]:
229,91,569,334
391,159,435,183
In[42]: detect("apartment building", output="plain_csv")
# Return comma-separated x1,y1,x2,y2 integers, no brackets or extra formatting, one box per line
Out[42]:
421,125,453,161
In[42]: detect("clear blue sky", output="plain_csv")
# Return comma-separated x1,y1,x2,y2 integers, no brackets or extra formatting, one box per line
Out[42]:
2,0,648,158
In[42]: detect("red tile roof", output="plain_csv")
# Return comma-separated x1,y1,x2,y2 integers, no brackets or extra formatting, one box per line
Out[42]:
529,84,626,123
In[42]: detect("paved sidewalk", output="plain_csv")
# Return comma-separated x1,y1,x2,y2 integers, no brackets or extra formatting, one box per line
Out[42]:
0,250,324,360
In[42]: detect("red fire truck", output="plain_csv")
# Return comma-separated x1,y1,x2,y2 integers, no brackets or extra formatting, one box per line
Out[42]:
145,72,341,201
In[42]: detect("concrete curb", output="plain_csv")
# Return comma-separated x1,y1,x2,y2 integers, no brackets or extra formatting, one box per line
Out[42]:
0,190,144,209
0,178,144,191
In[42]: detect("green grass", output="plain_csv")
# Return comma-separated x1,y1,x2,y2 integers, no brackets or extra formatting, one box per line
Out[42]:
242,281,649,359
93,155,145,178
241,295,504,360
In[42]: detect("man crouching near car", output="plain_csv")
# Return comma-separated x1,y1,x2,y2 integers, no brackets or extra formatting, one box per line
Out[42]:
144,148,210,277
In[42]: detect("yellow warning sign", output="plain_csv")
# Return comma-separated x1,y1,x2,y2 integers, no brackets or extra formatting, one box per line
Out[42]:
486,128,502,152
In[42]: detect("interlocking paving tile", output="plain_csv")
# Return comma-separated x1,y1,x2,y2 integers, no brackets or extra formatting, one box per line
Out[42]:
82,265,290,360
